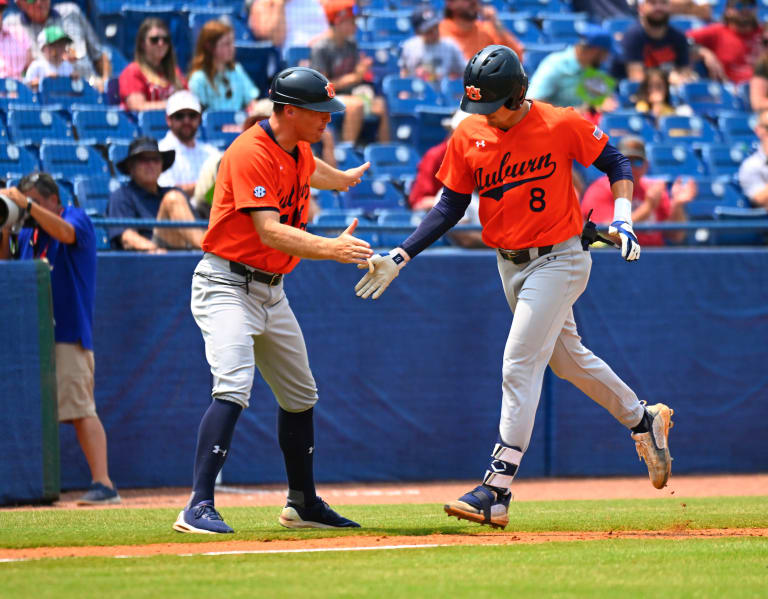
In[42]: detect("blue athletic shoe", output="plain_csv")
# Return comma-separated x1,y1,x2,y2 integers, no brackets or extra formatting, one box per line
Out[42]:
279,497,360,529
172,501,234,534
444,484,511,529
76,482,121,505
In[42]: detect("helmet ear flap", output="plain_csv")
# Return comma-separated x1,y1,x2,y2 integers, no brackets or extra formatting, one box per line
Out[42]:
503,74,528,111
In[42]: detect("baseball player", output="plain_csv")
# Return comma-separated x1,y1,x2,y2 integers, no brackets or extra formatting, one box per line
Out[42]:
355,45,674,529
173,67,373,534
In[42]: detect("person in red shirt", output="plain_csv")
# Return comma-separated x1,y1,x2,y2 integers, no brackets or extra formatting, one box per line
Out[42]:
582,136,695,246
355,46,674,529
439,0,523,61
687,0,763,83
172,67,373,535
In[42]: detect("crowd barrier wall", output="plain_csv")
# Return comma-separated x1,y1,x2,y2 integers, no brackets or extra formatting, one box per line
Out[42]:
2,248,766,494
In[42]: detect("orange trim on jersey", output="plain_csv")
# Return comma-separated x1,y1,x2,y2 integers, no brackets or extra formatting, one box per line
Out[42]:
436,102,608,250
202,123,315,273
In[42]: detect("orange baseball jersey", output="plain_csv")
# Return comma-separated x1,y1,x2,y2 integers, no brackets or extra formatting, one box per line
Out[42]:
202,122,315,273
436,102,608,250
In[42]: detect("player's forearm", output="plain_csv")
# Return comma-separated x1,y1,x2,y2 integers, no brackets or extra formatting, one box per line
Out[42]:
255,217,337,260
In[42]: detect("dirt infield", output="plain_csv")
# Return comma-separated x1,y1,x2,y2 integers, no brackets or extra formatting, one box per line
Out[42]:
2,475,765,562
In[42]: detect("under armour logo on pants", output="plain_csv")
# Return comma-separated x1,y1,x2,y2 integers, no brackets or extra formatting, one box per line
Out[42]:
212,445,228,457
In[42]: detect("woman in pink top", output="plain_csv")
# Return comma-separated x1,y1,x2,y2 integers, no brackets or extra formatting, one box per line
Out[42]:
119,18,187,111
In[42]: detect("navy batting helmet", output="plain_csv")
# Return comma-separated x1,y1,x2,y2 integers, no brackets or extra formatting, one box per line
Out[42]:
269,67,345,113
460,45,528,115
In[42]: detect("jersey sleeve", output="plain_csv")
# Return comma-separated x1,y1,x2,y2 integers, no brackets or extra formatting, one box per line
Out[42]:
435,131,475,194
229,140,281,212
559,107,609,168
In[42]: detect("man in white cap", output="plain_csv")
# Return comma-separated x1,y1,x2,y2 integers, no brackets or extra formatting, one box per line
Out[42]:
158,90,221,206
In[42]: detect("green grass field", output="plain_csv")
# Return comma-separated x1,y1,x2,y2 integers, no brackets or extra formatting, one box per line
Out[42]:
1,496,767,598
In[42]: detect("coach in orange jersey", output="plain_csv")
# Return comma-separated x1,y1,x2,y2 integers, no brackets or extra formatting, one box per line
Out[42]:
355,46,675,529
172,67,373,534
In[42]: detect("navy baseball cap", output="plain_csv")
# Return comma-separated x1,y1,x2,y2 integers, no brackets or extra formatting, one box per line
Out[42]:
579,24,613,51
411,8,441,34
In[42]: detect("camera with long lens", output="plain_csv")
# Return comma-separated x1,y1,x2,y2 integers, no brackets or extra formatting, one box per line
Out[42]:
0,194,25,229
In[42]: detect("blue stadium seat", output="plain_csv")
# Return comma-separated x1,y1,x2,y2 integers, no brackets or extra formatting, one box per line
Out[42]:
382,76,441,113
0,143,39,179
359,42,400,90
389,113,420,145
513,0,567,17
617,79,641,107
103,44,129,80
39,77,102,109
700,142,750,178
137,110,169,139
497,14,543,44
284,45,311,67
603,16,636,43
314,189,340,211
334,142,365,171
313,210,379,246
107,140,132,174
364,11,414,44
717,112,758,145
339,178,405,210
711,206,768,245
668,15,704,31
74,175,122,216
599,112,658,144
522,43,567,75
689,176,747,207
0,79,35,112
202,110,246,146
377,208,422,246
40,141,111,180
441,78,465,107
657,115,719,145
540,15,589,44
363,143,420,181
676,80,740,117
646,142,707,178
235,42,281,98
7,107,73,145
415,105,453,155
73,107,139,145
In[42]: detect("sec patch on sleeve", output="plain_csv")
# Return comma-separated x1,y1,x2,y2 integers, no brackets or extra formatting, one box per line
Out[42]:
253,186,266,198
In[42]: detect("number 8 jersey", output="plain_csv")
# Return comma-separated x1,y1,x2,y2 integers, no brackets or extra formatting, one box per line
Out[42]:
436,102,608,250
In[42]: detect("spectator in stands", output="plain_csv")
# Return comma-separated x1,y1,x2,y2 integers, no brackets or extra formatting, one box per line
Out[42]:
687,0,762,84
106,136,203,251
119,18,187,112
400,7,465,84
635,67,693,117
3,0,110,90
310,0,389,144
621,0,695,85
0,0,33,79
669,0,711,20
571,0,636,21
582,135,695,245
0,172,120,505
737,109,768,207
528,26,617,112
247,0,327,51
439,0,523,61
158,90,220,207
188,20,260,114
24,25,74,91
749,32,768,111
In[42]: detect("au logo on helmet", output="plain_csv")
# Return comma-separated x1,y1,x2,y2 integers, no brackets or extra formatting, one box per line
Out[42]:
325,82,336,98
465,85,482,101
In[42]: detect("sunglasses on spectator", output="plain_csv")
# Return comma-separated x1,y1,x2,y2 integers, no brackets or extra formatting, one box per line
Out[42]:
147,35,170,45
134,154,163,163
629,157,646,167
171,111,200,121
221,75,233,99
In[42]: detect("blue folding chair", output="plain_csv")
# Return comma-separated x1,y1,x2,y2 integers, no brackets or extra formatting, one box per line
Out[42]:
0,78,35,112
657,115,719,146
700,143,750,178
73,107,139,145
7,107,73,145
202,110,245,147
522,43,567,75
365,11,414,44
235,42,281,99
74,175,122,216
334,142,365,171
540,16,589,45
440,78,465,107
415,105,453,156
711,206,768,245
676,80,740,117
339,178,405,211
284,45,311,67
108,140,132,175
497,14,543,44
599,112,658,145
359,42,400,91
40,141,111,180
603,16,636,43
39,77,102,109
646,142,707,178
137,110,169,139
313,189,340,211
363,143,420,182
688,176,747,207
382,75,442,113
717,112,758,145
617,79,641,107
313,210,379,246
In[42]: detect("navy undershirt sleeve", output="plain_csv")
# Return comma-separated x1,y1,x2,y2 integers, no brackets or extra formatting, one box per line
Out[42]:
593,143,634,185
400,187,472,258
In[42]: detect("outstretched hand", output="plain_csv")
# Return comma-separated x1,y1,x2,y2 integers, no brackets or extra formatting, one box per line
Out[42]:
331,217,373,264
335,162,371,192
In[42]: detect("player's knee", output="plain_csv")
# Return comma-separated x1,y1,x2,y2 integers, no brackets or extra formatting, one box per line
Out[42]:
212,391,250,410
276,391,318,412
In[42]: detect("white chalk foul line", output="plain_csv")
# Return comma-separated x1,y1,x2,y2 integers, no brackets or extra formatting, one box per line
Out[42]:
173,543,444,557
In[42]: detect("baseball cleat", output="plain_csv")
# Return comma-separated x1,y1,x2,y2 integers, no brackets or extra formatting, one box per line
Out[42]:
76,482,121,505
279,497,361,529
444,484,511,529
632,402,674,489
172,501,234,534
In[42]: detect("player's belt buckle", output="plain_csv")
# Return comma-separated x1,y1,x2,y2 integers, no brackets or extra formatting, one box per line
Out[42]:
498,246,553,265
268,272,282,286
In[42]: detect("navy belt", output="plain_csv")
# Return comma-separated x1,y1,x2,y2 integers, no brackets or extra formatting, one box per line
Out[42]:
229,261,283,286
498,245,553,264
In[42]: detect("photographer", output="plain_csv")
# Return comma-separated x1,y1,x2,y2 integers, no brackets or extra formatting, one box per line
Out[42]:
0,173,120,505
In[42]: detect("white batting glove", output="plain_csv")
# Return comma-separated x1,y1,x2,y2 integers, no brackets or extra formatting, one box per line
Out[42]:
354,248,408,299
609,220,641,261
